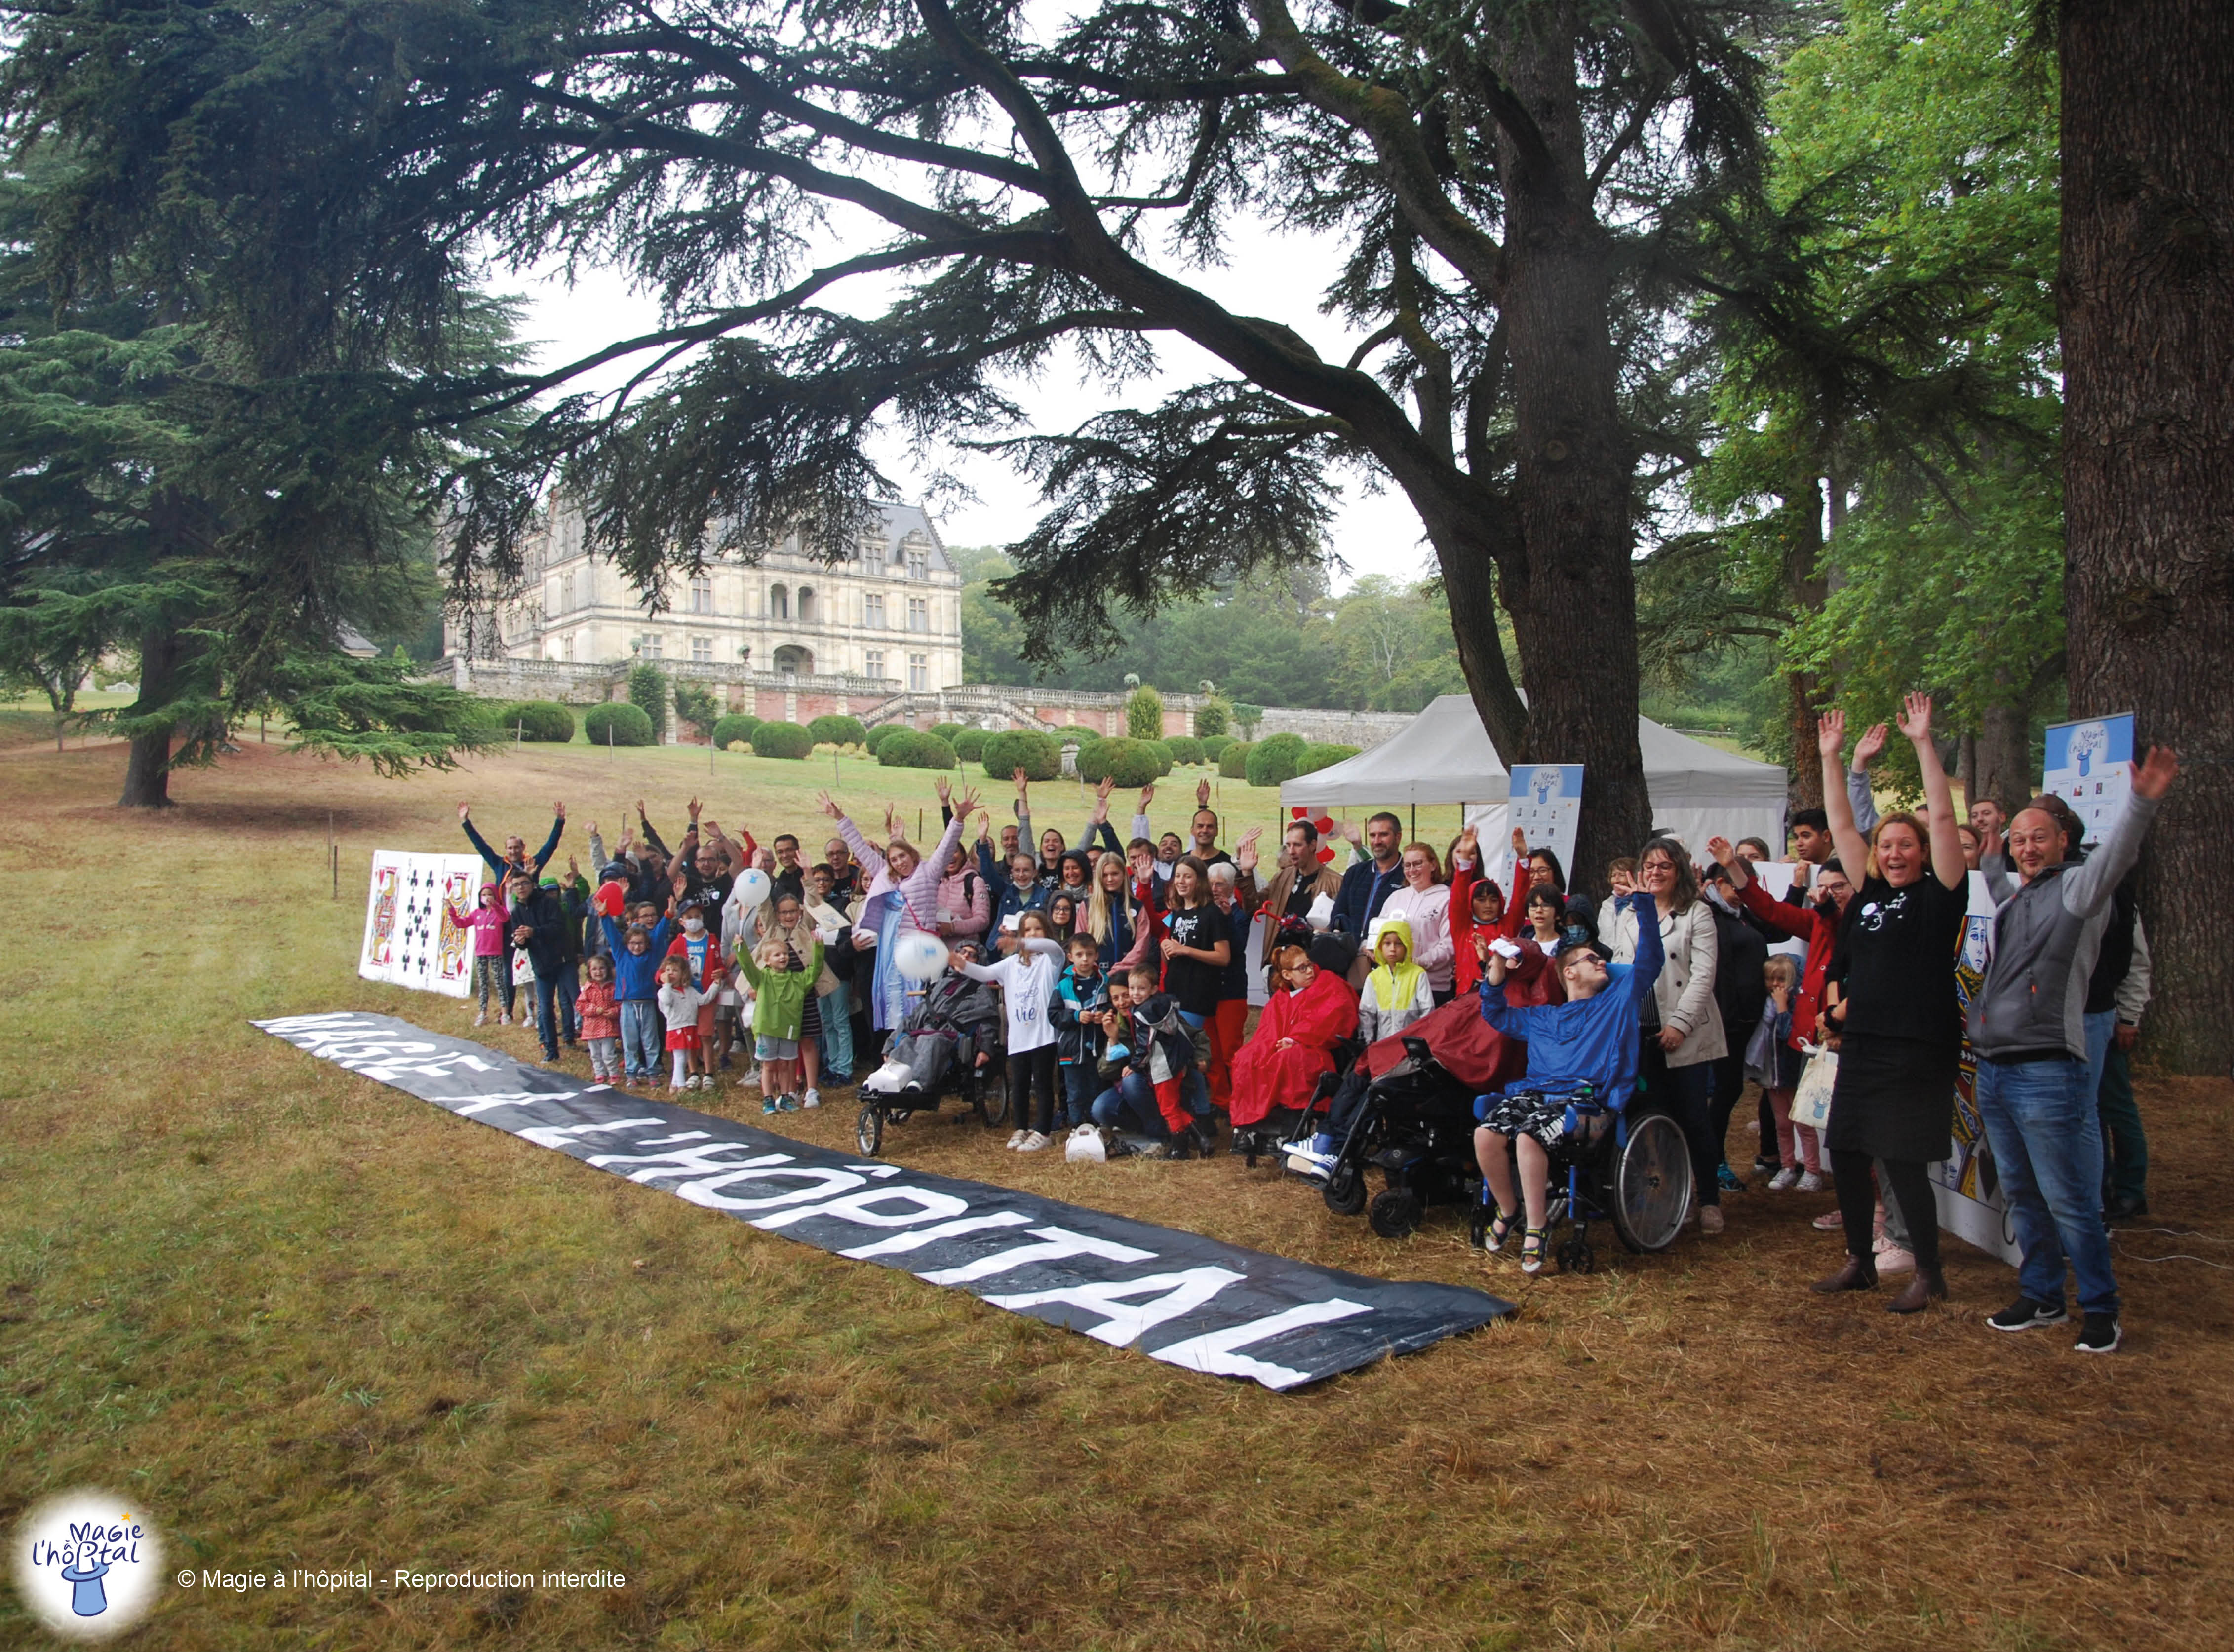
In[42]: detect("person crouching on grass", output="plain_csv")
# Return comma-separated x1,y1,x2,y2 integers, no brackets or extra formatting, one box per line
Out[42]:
578,954,622,1083
1125,963,1215,1158
1472,893,1663,1275
736,932,824,1116
656,956,713,1094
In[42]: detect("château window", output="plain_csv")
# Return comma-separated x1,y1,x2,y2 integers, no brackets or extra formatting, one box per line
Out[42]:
864,649,884,680
689,576,713,614
769,584,789,619
908,652,929,691
907,597,929,633
691,635,712,663
863,593,886,629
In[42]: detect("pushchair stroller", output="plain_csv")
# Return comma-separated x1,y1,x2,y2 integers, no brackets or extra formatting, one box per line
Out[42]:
854,969,1008,1155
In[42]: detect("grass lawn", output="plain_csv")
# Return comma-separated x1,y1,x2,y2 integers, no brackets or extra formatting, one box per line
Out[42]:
4,709,2233,1649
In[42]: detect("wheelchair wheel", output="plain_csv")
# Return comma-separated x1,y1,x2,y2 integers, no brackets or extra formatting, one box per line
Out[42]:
1368,1188,1422,1239
974,1066,1011,1129
855,1103,885,1158
1558,1233,1597,1274
1323,1162,1368,1216
1609,1112,1693,1252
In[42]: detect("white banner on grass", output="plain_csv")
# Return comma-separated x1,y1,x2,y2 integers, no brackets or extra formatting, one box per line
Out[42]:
360,850,489,997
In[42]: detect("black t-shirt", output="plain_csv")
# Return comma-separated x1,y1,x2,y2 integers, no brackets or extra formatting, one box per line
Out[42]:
1160,902,1233,1016
1837,873,1968,1048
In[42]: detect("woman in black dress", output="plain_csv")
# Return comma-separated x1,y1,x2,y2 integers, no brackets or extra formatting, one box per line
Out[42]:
1810,694,1971,1312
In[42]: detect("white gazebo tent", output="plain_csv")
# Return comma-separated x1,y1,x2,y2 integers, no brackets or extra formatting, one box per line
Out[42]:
1277,694,1788,856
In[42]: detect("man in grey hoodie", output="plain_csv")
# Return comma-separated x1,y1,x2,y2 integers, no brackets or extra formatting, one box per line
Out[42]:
1969,745,2181,1355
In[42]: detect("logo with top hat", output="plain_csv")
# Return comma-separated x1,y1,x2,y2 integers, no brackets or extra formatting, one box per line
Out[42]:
12,1490,162,1639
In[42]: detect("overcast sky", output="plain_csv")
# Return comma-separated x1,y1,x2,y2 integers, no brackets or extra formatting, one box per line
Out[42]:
515,211,1436,593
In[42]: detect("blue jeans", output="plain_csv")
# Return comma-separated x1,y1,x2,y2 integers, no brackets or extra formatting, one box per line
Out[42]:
1062,1064,1098,1127
817,982,854,1079
2081,1007,2116,1117
533,967,579,1053
619,999,662,1079
1975,1055,2118,1316
1088,1070,1211,1136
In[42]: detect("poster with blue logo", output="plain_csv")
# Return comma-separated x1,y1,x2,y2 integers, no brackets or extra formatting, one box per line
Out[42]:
2041,713,2134,848
1505,764,1583,893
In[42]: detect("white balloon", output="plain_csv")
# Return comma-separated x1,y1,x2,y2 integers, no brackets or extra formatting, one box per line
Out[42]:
733,868,772,909
892,932,950,983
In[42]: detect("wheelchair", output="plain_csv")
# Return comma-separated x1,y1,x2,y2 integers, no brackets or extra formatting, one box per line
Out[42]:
1285,1037,1486,1239
853,1024,1009,1156
1230,1034,1364,1168
1470,1082,1692,1272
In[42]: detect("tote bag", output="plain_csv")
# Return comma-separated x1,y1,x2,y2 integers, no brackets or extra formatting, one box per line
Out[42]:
1790,1045,1838,1132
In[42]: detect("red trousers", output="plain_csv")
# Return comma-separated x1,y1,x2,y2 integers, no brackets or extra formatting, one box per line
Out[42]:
1207,998,1250,1110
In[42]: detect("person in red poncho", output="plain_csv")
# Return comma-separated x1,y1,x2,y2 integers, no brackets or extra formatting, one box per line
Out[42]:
1226,936,1359,1129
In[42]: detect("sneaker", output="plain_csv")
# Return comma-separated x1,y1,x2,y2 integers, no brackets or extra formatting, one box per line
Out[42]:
801,1089,821,1110
473,1011,488,1027
1811,1208,1844,1231
1007,1129,1029,1150
1716,1161,1745,1193
1873,1241,1916,1276
2075,1312,2122,1354
762,1097,779,1116
1987,1297,2069,1333
776,1094,800,1113
498,1013,511,1026
1767,1167,1799,1191
1699,1204,1724,1235
1284,1144,1336,1177
1017,1131,1051,1152
1752,1154,1779,1174
1797,1171,1826,1193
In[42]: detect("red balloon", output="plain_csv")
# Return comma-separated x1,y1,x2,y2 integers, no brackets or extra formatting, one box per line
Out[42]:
1316,845,1336,864
1313,815,1335,836
1290,806,1308,820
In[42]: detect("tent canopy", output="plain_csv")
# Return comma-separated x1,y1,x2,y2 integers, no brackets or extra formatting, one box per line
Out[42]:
1278,694,1788,852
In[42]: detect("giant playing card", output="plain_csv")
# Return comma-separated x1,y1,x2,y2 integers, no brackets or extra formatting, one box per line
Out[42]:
359,851,490,996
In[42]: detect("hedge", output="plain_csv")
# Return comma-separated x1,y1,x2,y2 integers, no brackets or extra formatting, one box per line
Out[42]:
878,730,958,770
1147,740,1176,776
711,712,761,752
809,713,867,747
1201,733,1233,762
1295,741,1360,777
584,701,657,748
951,727,988,762
751,719,814,760
862,722,904,753
1074,736,1165,789
1164,735,1205,767
1219,740,1253,779
930,721,967,745
495,700,575,742
1194,696,1232,739
1245,732,1309,787
980,729,1062,782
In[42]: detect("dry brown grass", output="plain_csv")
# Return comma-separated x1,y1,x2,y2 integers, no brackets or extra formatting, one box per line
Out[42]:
4,724,2233,1650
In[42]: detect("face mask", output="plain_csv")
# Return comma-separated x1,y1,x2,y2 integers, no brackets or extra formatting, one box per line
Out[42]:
683,916,704,933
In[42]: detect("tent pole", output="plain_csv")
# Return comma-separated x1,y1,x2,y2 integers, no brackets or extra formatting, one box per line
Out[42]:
1410,804,1416,841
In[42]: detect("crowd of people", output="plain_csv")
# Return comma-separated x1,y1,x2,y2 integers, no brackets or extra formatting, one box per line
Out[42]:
444,693,2178,1354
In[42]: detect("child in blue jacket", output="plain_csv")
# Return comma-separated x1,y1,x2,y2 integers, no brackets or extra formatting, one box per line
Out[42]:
601,910,674,1084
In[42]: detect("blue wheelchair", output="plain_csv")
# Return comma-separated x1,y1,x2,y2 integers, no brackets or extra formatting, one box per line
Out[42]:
1470,1081,1693,1273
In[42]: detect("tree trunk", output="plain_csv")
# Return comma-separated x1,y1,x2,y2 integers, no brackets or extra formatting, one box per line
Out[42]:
1782,473,1832,813
117,622,182,808
1973,700,2032,816
2061,0,2234,1074
1469,22,1652,894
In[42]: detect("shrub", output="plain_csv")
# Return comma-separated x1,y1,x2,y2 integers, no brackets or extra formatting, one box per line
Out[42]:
952,727,988,762
1075,736,1164,788
1147,739,1175,776
1219,740,1253,779
1164,735,1205,767
862,721,904,753
627,662,668,736
1194,695,1232,739
980,729,1062,782
585,701,657,748
1296,741,1360,776
1125,684,1165,741
878,729,958,770
1233,701,1265,738
751,719,814,759
809,713,867,747
494,700,574,742
673,679,721,738
930,721,967,745
1201,733,1233,762
711,712,761,751
1246,732,1309,787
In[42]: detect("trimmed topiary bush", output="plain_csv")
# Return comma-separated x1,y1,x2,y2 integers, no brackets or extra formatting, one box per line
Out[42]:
1125,684,1165,741
1147,740,1176,776
1164,735,1204,767
1076,736,1165,788
1194,696,1232,740
930,721,967,745
1246,732,1309,788
862,721,904,753
1219,739,1253,779
711,712,761,751
1201,733,1233,763
952,727,988,762
981,729,1061,782
809,713,867,747
585,701,657,748
878,729,958,770
495,700,575,742
751,719,814,760
627,662,669,736
1296,741,1360,776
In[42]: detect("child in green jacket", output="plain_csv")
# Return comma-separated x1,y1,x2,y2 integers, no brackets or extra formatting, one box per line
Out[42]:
736,934,825,1115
